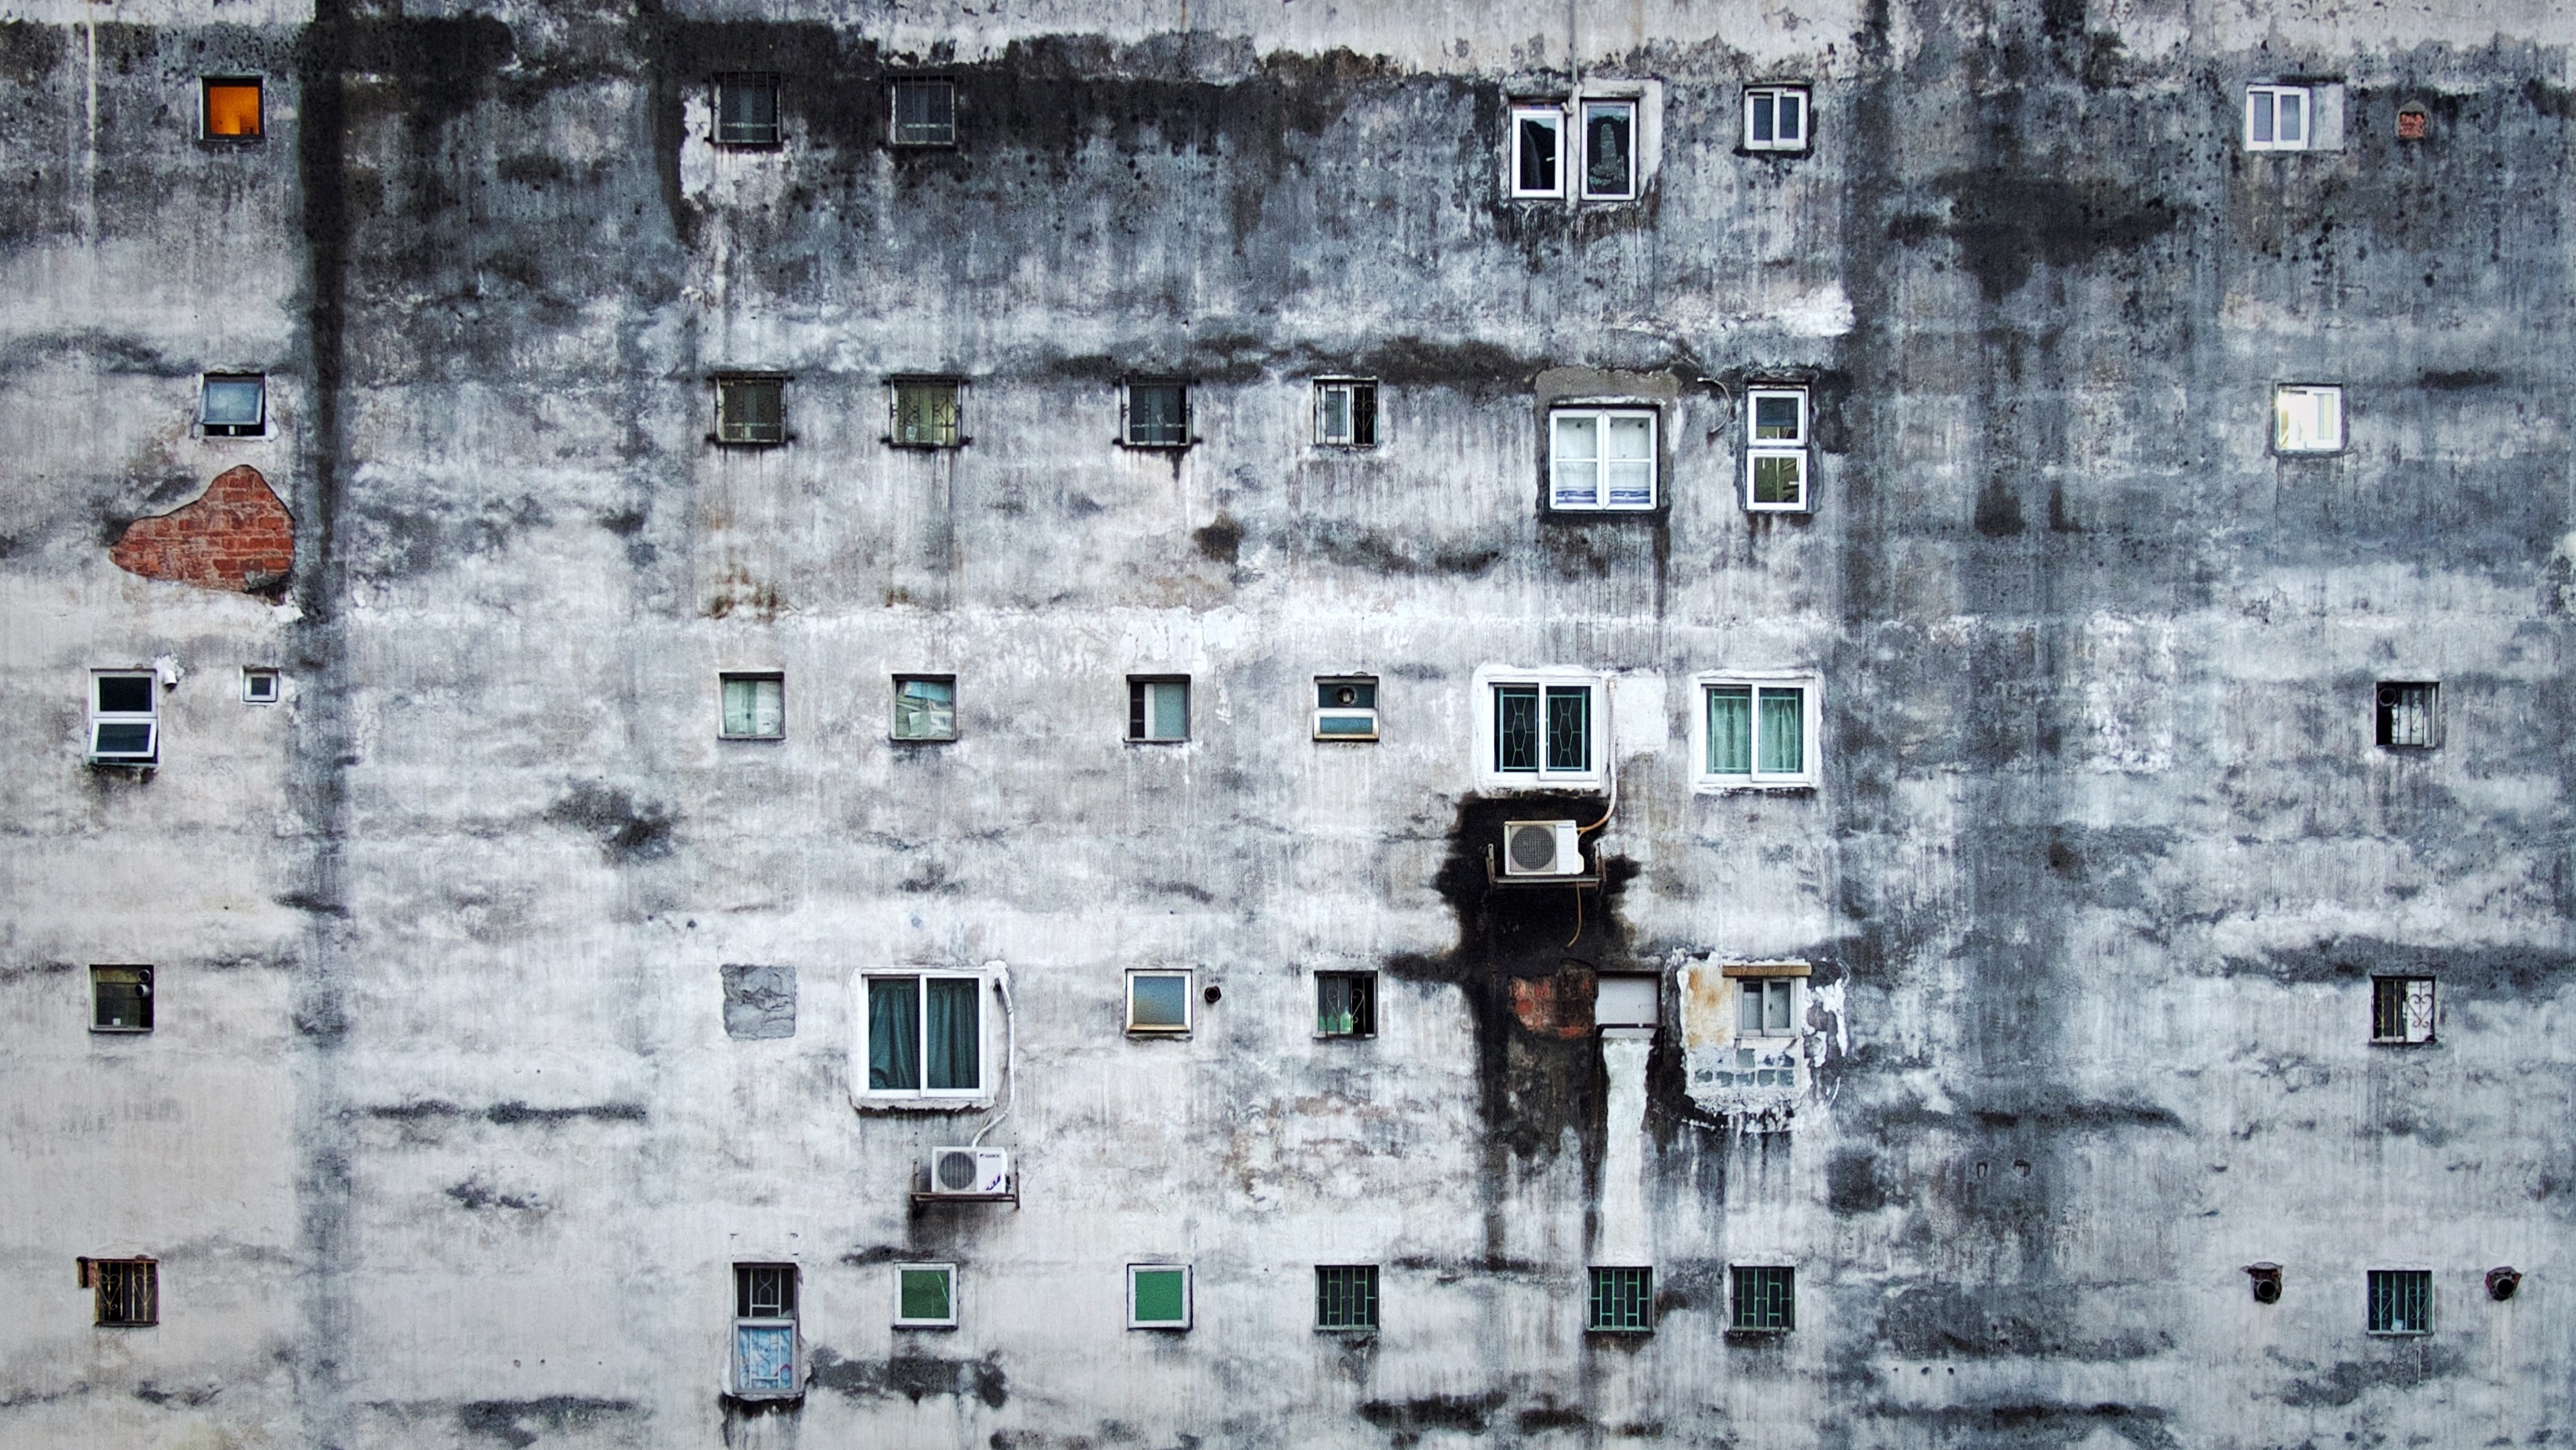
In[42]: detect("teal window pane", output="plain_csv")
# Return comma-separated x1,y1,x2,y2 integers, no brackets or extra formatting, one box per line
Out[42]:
1130,974,1189,1030
1544,687,1590,771
1707,687,1752,774
924,978,978,1089
868,978,919,1090
899,1268,952,1323
1131,1268,1188,1324
1731,1266,1795,1331
894,677,954,739
201,377,264,427
1759,689,1805,774
1150,683,1189,740
1495,686,1539,771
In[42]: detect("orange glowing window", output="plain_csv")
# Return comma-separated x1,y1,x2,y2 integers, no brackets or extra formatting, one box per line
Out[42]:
204,79,262,139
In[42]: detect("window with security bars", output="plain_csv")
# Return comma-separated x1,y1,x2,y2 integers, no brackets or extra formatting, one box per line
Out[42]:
85,1258,157,1326
890,380,961,447
1494,683,1592,778
1124,382,1190,447
1317,972,1375,1038
864,975,981,1095
715,75,779,146
890,79,955,146
1731,1265,1795,1332
1703,681,1811,784
731,1263,799,1396
1549,409,1655,510
2368,1269,2430,1335
2377,683,2437,749
1587,1267,1652,1332
1315,379,1377,447
1746,387,1810,511
2371,977,2435,1044
715,377,783,445
92,966,152,1032
720,674,783,740
1316,1265,1379,1330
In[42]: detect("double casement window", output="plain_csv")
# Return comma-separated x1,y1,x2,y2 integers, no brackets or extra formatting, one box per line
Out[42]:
202,78,261,140
1730,1266,1795,1332
92,967,152,1032
894,1263,957,1329
1122,382,1190,448
1315,1266,1380,1331
720,674,784,740
890,79,956,146
1694,675,1819,788
1128,1264,1191,1330
1744,85,1808,151
1316,971,1375,1038
1548,409,1656,511
90,671,159,764
1128,677,1191,742
2275,385,2344,454
890,379,962,448
730,1264,801,1398
200,374,266,438
1508,97,1638,201
1488,678,1599,781
2246,85,2310,150
1745,387,1810,511
84,1258,157,1326
2377,682,2439,749
863,973,983,1098
715,74,780,146
1587,1267,1652,1333
2371,977,2435,1044
714,377,784,446
2367,1269,2431,1335
1315,379,1378,447
893,675,956,741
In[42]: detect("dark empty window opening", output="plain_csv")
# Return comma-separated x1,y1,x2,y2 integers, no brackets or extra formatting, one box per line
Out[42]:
200,374,266,437
891,79,956,146
1315,1265,1379,1331
2371,976,2435,1044
1731,1265,1795,1332
1317,972,1375,1038
716,75,780,146
203,78,261,140
890,379,962,447
91,966,152,1032
87,1258,157,1326
2377,682,2437,749
1124,382,1190,448
715,377,784,446
1588,1266,1652,1332
2368,1269,2430,1335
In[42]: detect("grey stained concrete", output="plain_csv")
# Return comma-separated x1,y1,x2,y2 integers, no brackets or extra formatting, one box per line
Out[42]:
2,2,2573,1447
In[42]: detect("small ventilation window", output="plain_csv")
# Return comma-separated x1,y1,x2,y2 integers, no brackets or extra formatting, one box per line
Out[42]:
2377,682,2438,750
1126,970,1194,1035
1316,971,1375,1038
894,1263,957,1329
1315,1265,1380,1331
1128,1264,1191,1330
1587,1266,1652,1332
1128,677,1191,742
2370,977,2435,1044
201,374,267,438
2367,1269,2431,1335
91,966,152,1033
714,377,785,447
720,674,784,740
1731,1266,1795,1332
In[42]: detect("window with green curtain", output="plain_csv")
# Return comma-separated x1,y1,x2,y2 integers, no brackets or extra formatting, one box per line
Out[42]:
924,977,979,1090
899,1266,953,1324
1707,686,1752,773
868,977,919,1090
1758,688,1805,774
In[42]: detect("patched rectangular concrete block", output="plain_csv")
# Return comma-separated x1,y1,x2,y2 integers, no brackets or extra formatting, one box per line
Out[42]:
720,964,796,1040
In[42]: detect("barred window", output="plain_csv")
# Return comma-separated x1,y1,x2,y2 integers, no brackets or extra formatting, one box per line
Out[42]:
2368,1269,2430,1335
716,377,784,446
86,1258,157,1326
1587,1266,1652,1333
891,79,955,146
890,380,962,448
1315,1265,1379,1331
2371,977,2435,1044
2377,682,2437,749
716,75,779,146
731,1263,801,1397
1731,1265,1795,1332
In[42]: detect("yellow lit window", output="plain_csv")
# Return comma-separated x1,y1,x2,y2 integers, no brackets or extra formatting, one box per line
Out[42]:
204,79,262,139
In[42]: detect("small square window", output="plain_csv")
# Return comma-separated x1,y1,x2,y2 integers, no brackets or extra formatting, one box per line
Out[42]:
201,374,267,438
2367,1269,2431,1335
1491,680,1596,780
893,675,956,741
1129,1264,1191,1329
1123,382,1190,448
1316,971,1375,1038
720,674,784,740
863,974,984,1097
2371,977,2435,1044
1315,379,1378,448
715,74,779,146
715,377,784,446
1731,1265,1795,1332
202,78,261,140
1126,970,1194,1035
1744,86,1808,151
1698,677,1818,787
1314,676,1379,741
1580,100,1636,200
2276,385,2344,453
1587,1266,1652,1333
85,1258,158,1326
1510,104,1564,197
894,1263,957,1329
1548,409,1657,511
1746,387,1810,512
2246,85,2311,151
242,668,279,704
91,966,152,1033
1128,677,1191,742
2377,682,2438,750
730,1263,801,1398
891,79,956,146
1739,976,1797,1037
1316,1265,1380,1331
1596,974,1659,1031
889,379,962,448
90,670,158,765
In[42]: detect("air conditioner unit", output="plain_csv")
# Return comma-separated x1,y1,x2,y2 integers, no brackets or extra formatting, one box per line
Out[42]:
1503,819,1583,877
927,1147,1010,1197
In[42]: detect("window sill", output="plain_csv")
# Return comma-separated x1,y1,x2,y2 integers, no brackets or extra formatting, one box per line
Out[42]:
1117,440,1196,452
1125,1029,1192,1040
712,138,785,151
1314,1032,1376,1042
197,136,265,150
1540,506,1662,520
1694,780,1817,795
1314,1326,1378,1337
2365,1330,2432,1339
1125,738,1191,747
88,1027,151,1036
720,735,785,744
891,734,958,745
709,436,791,448
1737,145,1810,156
723,1389,805,1405
894,1320,959,1331
2368,1038,2436,1048
1725,1327,1790,1340
883,438,970,450
1585,1326,1655,1337
87,760,157,772
851,1095,996,1114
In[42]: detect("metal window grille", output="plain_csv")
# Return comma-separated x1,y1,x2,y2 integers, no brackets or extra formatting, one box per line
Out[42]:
716,75,779,145
732,1263,798,1396
716,378,783,445
1587,1266,1652,1332
1124,383,1189,447
891,79,955,146
90,1258,158,1326
737,1263,794,1319
1495,685,1539,771
1316,381,1377,447
1316,1265,1380,1330
2377,683,2436,749
1732,1265,1795,1331
1317,972,1375,1037
92,966,152,1032
2368,1269,2430,1335
1544,686,1590,771
2370,977,2435,1043
890,381,961,447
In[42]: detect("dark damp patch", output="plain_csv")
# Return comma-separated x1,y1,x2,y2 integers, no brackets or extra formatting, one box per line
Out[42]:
1353,335,1543,389
1357,1390,1508,1437
2215,937,2576,996
1826,1149,1893,1214
456,1397,641,1449
840,1245,908,1266
1869,1401,2179,1447
363,1099,645,1126
1302,522,1505,577
1875,1283,2174,1361
444,1176,542,1212
1974,476,2025,536
807,1347,1008,1409
2276,1341,2463,1408
2418,367,2502,391
133,1382,222,1408
544,781,677,863
1516,1396,1587,1432
1895,172,2181,301
1191,513,1242,564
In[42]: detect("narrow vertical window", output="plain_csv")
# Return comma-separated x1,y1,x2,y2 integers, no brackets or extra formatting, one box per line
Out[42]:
892,675,956,741
715,377,784,445
1510,105,1564,197
1544,686,1590,772
91,966,153,1032
890,79,956,146
1315,1266,1380,1331
1128,678,1191,742
1586,1267,1652,1332
2376,682,2437,749
1495,684,1540,772
202,78,261,140
2367,1269,2431,1335
1316,971,1376,1038
1730,1266,1795,1332
720,674,784,740
200,374,267,437
1580,100,1636,199
2370,977,2435,1044
1746,387,1810,512
715,75,780,146
731,1263,801,1397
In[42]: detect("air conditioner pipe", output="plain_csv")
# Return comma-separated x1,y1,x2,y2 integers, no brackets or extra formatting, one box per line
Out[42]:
970,962,1014,1149
1570,679,1617,946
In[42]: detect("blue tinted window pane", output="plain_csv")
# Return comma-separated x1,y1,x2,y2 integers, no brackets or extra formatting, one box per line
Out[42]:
1130,975,1189,1029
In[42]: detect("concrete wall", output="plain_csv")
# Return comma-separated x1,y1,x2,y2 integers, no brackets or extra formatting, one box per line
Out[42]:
2,1,2572,1446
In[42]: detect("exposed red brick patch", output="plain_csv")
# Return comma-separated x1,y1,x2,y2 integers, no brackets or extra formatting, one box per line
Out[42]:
1508,966,1595,1038
110,464,293,598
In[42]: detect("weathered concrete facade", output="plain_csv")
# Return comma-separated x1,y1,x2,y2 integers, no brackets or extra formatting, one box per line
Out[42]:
3,1,2573,1446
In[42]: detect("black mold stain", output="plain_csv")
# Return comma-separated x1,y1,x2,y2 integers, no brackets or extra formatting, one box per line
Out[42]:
1826,1149,1892,1215
1896,172,2182,301
2276,1343,2465,1408
545,781,677,863
1877,1283,2174,1360
807,1347,1007,1409
2218,938,2576,995
133,1382,221,1408
443,1176,542,1212
1191,513,1242,564
1356,1390,1507,1437
456,1396,641,1449
365,1099,646,1126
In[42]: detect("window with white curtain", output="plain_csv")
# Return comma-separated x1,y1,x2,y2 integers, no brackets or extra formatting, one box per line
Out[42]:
720,674,784,740
1549,409,1656,511
1693,674,1820,788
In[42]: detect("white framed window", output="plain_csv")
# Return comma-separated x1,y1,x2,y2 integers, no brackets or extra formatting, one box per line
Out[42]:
1128,677,1190,742
1509,103,1564,197
1580,99,1637,200
1549,408,1657,511
857,971,987,1103
1477,669,1604,786
1315,378,1378,447
890,78,956,146
241,667,279,703
1314,676,1379,741
2275,385,2343,454
1744,86,1808,151
1745,387,1810,512
893,674,955,741
1128,1264,1191,1330
2246,85,2310,151
1126,969,1194,1035
90,671,158,764
1692,673,1820,789
720,674,783,740
1739,976,1798,1036
729,1263,802,1400
894,1263,957,1329
200,374,266,438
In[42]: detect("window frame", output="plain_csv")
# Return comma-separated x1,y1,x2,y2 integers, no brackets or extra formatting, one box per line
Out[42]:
90,966,153,1034
1743,85,1810,152
2370,976,2435,1045
1120,380,1191,449
199,373,268,438
714,74,781,147
1508,102,1565,199
2376,681,2440,751
2246,85,2312,151
1127,1263,1192,1330
1578,98,1639,201
201,76,262,141
2274,384,2345,455
85,1257,158,1327
1692,671,1821,790
1546,406,1658,513
894,1262,959,1330
1127,675,1191,743
1586,1266,1653,1334
1744,386,1812,513
714,374,786,448
1738,975,1799,1038
1314,675,1379,742
889,377,965,448
242,668,280,704
1314,378,1380,448
889,77,958,147
1315,970,1377,1039
90,670,159,766
729,1262,803,1401
892,674,957,743
1125,968,1196,1037
1315,1265,1380,1332
718,672,785,741
2366,1268,2432,1336
1730,1265,1796,1333
852,968,992,1107
1475,669,1605,787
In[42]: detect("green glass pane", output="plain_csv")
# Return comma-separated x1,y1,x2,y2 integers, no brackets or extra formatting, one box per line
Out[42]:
1752,453,1804,505
1759,689,1804,774
1707,687,1751,774
899,1268,951,1322
1132,1268,1186,1324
